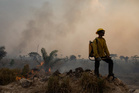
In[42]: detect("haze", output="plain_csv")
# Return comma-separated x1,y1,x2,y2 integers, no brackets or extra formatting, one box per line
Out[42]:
0,0,139,58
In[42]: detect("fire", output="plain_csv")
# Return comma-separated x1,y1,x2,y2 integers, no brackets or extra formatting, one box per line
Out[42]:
46,68,51,75
31,70,34,75
49,68,51,72
16,76,25,81
41,62,44,66
16,76,21,81
37,62,44,68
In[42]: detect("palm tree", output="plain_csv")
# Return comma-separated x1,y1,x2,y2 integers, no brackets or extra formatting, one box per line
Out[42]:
41,48,61,72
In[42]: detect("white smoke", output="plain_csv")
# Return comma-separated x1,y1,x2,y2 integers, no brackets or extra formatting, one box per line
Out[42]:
0,0,139,58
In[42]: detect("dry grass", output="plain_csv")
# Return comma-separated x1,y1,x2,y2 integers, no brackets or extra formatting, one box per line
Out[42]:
46,76,72,93
46,71,107,93
0,68,16,85
59,77,72,93
80,72,106,93
0,65,30,85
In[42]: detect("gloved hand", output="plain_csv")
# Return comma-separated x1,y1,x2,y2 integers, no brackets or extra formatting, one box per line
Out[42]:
96,57,101,61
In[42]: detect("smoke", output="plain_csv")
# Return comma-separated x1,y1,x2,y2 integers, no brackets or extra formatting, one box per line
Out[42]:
99,0,139,56
10,0,101,57
0,0,139,58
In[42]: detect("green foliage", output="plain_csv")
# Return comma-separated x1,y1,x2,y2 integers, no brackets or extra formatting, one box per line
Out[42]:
46,76,72,93
41,48,60,71
28,52,40,57
0,68,16,85
0,46,7,60
22,64,30,78
49,50,58,61
80,72,106,93
41,48,48,63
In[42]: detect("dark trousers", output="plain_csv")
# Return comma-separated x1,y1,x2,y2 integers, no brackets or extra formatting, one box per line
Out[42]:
94,57,113,76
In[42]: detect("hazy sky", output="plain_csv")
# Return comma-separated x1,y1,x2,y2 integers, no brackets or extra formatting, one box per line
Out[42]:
0,0,139,58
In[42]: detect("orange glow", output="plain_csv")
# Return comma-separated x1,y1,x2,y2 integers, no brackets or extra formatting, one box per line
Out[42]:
16,76,28,80
16,76,21,80
32,70,34,74
41,62,44,66
37,62,44,68
49,68,51,72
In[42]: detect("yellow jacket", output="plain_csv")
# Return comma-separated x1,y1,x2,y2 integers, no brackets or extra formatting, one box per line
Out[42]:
92,37,110,58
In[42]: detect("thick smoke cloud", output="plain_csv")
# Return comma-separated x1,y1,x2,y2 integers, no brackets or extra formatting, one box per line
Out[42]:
0,0,139,58
10,0,99,57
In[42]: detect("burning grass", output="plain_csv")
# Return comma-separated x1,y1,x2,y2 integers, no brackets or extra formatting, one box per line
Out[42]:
0,64,38,85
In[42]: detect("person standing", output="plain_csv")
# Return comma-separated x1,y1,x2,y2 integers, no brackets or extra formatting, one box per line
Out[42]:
92,28,115,78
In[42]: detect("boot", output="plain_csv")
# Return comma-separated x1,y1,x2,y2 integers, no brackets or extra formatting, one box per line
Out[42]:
107,73,116,80
94,70,99,77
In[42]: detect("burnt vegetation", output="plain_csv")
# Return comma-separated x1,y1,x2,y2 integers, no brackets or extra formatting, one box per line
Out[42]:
0,47,139,92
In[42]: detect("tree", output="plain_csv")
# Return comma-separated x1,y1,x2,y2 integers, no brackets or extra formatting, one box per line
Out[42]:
78,55,81,59
70,55,76,61
110,54,117,59
125,56,129,62
0,46,7,61
28,52,41,64
131,55,139,62
119,56,125,60
41,48,61,72
119,55,129,62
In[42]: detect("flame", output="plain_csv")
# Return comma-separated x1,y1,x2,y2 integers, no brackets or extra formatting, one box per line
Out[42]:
16,76,21,80
16,76,25,80
41,62,44,66
49,68,51,72
37,62,44,68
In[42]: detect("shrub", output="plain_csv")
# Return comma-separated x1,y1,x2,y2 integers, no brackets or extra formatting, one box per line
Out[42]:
47,76,60,93
12,68,22,76
0,68,16,85
80,72,106,93
22,64,30,78
80,72,97,93
59,77,72,93
46,76,72,93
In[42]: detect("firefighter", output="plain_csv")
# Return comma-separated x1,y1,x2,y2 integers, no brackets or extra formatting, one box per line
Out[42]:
92,28,115,78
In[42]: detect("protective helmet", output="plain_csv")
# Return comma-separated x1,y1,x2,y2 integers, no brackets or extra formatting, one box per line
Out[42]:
96,28,105,34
